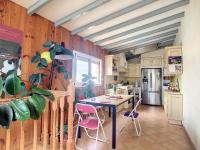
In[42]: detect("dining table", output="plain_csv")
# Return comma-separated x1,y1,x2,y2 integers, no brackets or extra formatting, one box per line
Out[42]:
79,94,134,149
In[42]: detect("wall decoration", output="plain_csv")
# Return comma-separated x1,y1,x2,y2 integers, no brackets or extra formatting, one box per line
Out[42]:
0,24,23,75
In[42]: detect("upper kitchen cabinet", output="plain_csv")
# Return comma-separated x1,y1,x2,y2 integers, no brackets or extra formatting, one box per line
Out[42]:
127,63,141,78
164,46,182,76
141,57,162,68
105,55,119,76
140,49,164,68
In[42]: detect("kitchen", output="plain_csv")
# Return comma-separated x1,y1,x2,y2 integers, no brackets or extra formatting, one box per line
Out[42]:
104,45,183,125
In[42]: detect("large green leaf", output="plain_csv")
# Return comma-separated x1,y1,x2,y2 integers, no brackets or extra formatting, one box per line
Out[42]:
25,100,40,120
29,73,47,85
43,41,54,49
9,99,30,121
57,66,66,73
4,73,22,96
54,44,62,52
28,94,46,113
31,52,41,64
0,76,3,96
50,50,56,60
0,104,13,128
37,62,46,69
19,82,29,97
31,86,54,101
40,58,48,67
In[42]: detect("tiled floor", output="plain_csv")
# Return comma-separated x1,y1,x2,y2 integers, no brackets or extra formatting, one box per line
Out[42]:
76,105,195,150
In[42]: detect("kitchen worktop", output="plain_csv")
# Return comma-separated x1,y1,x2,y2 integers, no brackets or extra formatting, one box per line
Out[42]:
164,90,182,95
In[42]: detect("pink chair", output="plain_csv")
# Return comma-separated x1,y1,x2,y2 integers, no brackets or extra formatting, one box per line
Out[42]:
120,98,142,136
75,103,106,150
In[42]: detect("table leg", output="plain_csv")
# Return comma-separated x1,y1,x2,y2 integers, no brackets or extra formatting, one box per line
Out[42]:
109,107,111,117
78,126,81,138
112,106,116,149
132,97,135,109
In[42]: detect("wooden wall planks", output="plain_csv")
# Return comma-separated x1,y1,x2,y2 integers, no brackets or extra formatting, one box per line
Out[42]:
0,0,106,94
0,0,107,149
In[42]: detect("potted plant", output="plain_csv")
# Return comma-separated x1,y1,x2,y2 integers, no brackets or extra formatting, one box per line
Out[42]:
0,41,73,129
81,74,95,99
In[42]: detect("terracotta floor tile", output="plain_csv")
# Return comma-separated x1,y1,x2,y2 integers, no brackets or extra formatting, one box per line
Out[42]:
75,105,195,150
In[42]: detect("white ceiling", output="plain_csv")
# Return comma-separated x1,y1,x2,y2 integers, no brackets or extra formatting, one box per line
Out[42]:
11,0,189,53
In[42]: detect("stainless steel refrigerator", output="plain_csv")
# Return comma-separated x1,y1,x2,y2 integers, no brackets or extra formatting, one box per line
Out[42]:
141,68,162,105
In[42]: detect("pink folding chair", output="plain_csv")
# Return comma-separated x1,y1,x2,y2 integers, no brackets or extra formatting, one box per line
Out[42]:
120,98,142,136
75,103,106,150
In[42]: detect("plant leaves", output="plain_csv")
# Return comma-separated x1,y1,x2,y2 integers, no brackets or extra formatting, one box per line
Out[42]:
9,99,30,121
25,100,40,120
63,72,68,80
50,50,56,60
31,52,41,64
29,73,47,86
82,74,89,78
31,86,54,101
57,66,66,73
43,41,55,48
7,69,17,76
0,104,13,128
28,94,46,113
40,58,48,67
82,77,89,83
37,63,46,69
0,76,3,96
4,73,22,96
54,44,62,53
20,82,29,97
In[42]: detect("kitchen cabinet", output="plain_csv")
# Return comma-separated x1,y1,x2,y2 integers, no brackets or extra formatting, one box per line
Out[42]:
141,57,162,68
127,63,141,77
105,55,119,76
164,46,182,76
164,91,183,125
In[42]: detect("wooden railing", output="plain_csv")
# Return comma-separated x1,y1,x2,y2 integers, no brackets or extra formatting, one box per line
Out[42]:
0,81,75,150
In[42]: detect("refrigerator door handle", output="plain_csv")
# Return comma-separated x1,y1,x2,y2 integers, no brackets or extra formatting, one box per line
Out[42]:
150,72,152,89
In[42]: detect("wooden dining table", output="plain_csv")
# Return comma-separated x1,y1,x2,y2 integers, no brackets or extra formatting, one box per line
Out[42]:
79,94,134,149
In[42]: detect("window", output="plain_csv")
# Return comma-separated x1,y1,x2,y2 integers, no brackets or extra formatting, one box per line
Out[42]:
73,51,102,86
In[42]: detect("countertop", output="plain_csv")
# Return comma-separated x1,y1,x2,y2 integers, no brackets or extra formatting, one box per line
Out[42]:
164,90,182,95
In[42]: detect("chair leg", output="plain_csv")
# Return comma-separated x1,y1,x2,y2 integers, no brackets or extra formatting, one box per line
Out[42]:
100,108,105,124
133,119,139,136
75,125,80,149
120,125,126,134
95,127,99,149
100,122,107,141
120,118,129,134
137,119,141,136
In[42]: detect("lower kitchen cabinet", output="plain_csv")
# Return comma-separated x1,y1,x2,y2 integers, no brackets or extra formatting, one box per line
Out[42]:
164,91,183,125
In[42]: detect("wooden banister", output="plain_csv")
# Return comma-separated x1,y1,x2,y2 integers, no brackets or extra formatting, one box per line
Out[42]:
43,101,49,150
59,96,65,150
0,80,75,150
5,129,10,150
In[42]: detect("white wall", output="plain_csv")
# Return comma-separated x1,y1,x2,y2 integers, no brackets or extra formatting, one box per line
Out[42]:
141,48,164,58
174,0,200,149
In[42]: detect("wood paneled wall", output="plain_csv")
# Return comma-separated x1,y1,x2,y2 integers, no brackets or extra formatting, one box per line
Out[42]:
0,0,106,95
0,1,106,149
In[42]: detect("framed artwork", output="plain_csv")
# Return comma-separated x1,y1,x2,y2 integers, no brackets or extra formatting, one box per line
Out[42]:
0,24,23,75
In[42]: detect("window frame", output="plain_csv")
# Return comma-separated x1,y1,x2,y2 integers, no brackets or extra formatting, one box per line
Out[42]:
73,51,102,87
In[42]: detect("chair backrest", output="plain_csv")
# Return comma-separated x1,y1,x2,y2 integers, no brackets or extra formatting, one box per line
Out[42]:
133,87,141,100
75,103,97,114
129,98,142,117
